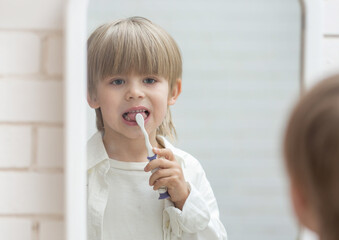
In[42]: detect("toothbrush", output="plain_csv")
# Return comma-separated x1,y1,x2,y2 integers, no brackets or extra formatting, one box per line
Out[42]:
136,113,170,200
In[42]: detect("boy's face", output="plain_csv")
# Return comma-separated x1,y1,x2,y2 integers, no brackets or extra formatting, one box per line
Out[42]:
88,74,181,140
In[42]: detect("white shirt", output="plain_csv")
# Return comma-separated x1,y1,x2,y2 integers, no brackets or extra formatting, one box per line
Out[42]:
104,159,163,239
87,131,227,240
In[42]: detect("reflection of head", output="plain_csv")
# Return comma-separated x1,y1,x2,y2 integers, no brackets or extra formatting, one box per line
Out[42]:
284,74,339,239
87,16,182,139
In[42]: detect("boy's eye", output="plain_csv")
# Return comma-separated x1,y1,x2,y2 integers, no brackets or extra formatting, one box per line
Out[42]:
110,79,125,85
143,78,156,84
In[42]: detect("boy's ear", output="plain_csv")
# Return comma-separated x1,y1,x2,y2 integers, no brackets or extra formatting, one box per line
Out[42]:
290,180,319,233
168,78,182,106
87,92,100,109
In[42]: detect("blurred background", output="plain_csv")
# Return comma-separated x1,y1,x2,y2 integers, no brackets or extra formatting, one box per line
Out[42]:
87,1,301,239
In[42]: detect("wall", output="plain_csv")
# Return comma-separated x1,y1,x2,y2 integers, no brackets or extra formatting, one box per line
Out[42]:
0,0,65,239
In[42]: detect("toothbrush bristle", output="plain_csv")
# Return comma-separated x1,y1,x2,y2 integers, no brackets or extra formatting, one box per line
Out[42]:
136,113,144,126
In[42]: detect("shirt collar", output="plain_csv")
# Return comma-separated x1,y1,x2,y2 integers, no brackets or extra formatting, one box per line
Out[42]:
87,131,109,170
87,132,185,170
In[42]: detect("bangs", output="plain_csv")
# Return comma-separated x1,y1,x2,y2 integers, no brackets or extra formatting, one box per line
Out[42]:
89,18,182,86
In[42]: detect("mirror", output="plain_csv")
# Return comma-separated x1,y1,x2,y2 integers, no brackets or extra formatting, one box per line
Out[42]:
86,1,302,239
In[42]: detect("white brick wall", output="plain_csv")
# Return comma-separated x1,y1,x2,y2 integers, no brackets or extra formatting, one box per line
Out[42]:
40,220,64,240
37,127,64,168
0,0,64,30
0,0,65,239
0,172,63,214
0,32,40,74
0,79,63,122
0,125,32,168
0,218,32,240
46,35,63,76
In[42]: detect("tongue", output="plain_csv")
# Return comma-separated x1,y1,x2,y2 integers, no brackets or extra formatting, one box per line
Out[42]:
126,112,147,121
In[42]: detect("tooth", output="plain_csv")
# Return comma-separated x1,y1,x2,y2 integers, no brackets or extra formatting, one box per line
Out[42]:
127,109,147,114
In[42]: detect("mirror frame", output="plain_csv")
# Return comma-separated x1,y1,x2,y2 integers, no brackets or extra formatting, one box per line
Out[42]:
64,0,322,239
302,0,323,89
64,0,88,239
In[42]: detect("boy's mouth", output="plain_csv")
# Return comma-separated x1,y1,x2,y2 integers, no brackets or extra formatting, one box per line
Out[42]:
122,109,150,122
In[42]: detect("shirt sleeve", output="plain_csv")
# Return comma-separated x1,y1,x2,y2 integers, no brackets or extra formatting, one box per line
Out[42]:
163,153,227,240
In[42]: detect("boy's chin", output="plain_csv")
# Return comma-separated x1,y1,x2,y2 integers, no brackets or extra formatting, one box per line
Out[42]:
124,130,151,140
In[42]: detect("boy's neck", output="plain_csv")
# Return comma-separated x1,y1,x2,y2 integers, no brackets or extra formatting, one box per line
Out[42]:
102,130,160,162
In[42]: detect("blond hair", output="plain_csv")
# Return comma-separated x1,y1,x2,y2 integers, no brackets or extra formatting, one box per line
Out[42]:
87,17,182,139
284,74,339,240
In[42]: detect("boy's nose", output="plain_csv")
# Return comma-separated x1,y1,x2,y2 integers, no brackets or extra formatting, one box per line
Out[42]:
125,85,145,100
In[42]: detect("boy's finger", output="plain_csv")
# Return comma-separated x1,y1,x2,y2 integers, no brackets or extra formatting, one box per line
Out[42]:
152,148,175,161
144,158,173,172
149,168,172,186
153,177,172,191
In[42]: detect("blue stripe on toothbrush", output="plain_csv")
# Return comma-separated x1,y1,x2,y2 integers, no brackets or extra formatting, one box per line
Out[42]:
158,191,170,200
147,154,170,200
147,154,157,161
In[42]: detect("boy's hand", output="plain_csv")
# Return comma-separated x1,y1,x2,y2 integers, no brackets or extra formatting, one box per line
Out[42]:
144,147,189,210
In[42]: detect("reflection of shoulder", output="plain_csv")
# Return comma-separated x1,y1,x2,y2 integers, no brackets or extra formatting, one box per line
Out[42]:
157,135,203,172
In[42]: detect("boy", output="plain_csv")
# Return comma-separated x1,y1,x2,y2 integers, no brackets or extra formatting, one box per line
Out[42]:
87,17,227,240
284,74,339,240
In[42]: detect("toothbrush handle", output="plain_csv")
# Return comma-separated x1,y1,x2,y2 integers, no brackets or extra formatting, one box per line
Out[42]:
147,154,170,200
147,154,157,161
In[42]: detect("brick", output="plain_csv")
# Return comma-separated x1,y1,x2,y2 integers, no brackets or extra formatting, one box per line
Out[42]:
0,172,63,214
40,220,64,240
0,125,32,168
0,79,63,123
0,0,64,30
37,127,64,168
0,218,31,240
323,1,339,35
0,32,40,74
46,36,63,76
322,37,339,76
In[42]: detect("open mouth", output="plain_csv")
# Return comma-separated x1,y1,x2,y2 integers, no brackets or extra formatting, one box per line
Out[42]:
122,109,150,122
